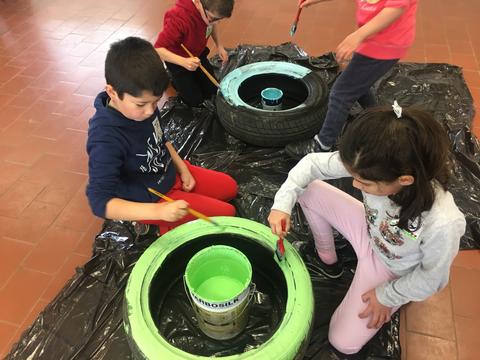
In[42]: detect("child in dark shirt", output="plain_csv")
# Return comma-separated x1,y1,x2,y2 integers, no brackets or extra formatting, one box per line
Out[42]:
86,37,238,233
155,0,234,106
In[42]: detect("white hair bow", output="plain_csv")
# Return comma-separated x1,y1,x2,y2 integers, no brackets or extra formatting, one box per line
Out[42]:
392,100,402,118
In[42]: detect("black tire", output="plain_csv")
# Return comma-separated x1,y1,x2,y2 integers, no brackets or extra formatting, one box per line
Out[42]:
216,61,328,147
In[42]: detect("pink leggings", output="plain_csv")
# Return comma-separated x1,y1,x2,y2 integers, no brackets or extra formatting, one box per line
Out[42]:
298,180,399,354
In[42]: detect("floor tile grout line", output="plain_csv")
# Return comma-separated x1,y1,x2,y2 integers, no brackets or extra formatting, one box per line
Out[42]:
1,235,39,246
0,259,47,293
404,328,458,343
447,276,460,359
0,319,21,328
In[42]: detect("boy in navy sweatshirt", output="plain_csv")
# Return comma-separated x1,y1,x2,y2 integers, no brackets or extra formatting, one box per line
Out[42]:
86,37,238,233
155,0,234,106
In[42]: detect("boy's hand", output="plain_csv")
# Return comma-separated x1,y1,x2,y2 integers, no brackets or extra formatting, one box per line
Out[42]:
183,57,201,71
217,45,229,63
158,200,189,222
180,169,196,192
358,288,392,329
335,31,363,63
268,209,291,237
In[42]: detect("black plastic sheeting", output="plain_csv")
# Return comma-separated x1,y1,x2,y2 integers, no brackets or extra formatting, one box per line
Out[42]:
7,43,480,360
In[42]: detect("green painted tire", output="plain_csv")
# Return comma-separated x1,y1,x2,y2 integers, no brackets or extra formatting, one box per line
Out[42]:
124,217,314,359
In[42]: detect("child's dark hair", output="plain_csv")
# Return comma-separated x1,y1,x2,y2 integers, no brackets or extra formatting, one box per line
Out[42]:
105,37,169,99
204,0,234,18
339,106,452,230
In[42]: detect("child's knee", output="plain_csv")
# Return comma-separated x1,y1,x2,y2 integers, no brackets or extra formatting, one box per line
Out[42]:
221,202,236,217
328,332,364,355
299,180,325,205
221,174,238,200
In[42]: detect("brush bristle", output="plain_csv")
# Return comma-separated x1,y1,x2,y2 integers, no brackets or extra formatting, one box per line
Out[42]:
275,239,285,261
275,247,284,261
290,25,296,36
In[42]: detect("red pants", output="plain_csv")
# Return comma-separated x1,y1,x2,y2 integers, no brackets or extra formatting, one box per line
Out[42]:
146,162,237,234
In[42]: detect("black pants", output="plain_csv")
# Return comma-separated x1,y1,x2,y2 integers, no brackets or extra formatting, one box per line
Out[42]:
318,53,399,147
166,47,218,107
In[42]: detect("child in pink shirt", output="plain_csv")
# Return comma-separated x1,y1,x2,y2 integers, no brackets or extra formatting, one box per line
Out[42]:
286,0,418,159
356,0,417,59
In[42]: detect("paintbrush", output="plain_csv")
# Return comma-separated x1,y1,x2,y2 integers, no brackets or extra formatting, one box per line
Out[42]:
147,187,221,227
275,219,287,262
180,43,220,88
290,1,306,36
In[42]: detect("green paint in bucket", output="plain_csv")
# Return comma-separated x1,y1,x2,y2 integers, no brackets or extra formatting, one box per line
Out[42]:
185,245,254,340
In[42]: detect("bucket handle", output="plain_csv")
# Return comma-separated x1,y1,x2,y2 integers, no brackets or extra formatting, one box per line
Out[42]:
183,277,257,324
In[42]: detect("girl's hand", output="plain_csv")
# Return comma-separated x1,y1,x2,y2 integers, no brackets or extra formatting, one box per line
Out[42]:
335,31,363,63
268,210,291,237
358,289,392,329
180,168,196,192
183,57,200,71
157,200,189,222
217,45,229,63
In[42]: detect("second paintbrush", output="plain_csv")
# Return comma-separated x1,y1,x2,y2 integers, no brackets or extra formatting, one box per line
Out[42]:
290,0,306,36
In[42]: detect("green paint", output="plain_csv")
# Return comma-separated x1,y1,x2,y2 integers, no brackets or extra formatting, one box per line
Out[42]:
196,275,244,301
186,245,251,302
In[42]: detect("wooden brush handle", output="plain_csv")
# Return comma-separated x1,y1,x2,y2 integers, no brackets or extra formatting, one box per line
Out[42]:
147,187,218,226
180,43,220,88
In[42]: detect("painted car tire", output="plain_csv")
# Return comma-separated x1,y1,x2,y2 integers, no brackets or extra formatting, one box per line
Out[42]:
216,61,328,147
124,216,314,360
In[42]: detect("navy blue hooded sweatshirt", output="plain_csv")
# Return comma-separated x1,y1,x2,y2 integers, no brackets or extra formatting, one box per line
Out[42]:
86,92,176,218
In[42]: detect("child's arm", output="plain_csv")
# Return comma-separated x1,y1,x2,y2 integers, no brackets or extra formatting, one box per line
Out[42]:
336,7,405,62
211,25,228,63
165,142,196,192
271,152,349,215
105,197,189,222
87,134,189,222
269,152,350,235
156,47,201,71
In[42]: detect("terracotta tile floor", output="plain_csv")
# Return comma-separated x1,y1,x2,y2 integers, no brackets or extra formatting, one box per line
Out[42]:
0,0,479,358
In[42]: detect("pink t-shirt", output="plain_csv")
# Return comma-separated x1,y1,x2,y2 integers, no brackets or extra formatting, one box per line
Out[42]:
355,0,417,60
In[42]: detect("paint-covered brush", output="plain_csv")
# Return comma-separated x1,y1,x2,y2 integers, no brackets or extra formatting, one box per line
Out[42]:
290,1,305,36
275,220,287,262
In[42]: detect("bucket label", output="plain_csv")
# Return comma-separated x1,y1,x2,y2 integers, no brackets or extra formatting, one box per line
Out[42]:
191,293,241,309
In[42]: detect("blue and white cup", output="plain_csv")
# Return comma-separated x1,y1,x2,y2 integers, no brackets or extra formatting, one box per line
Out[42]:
261,87,283,111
